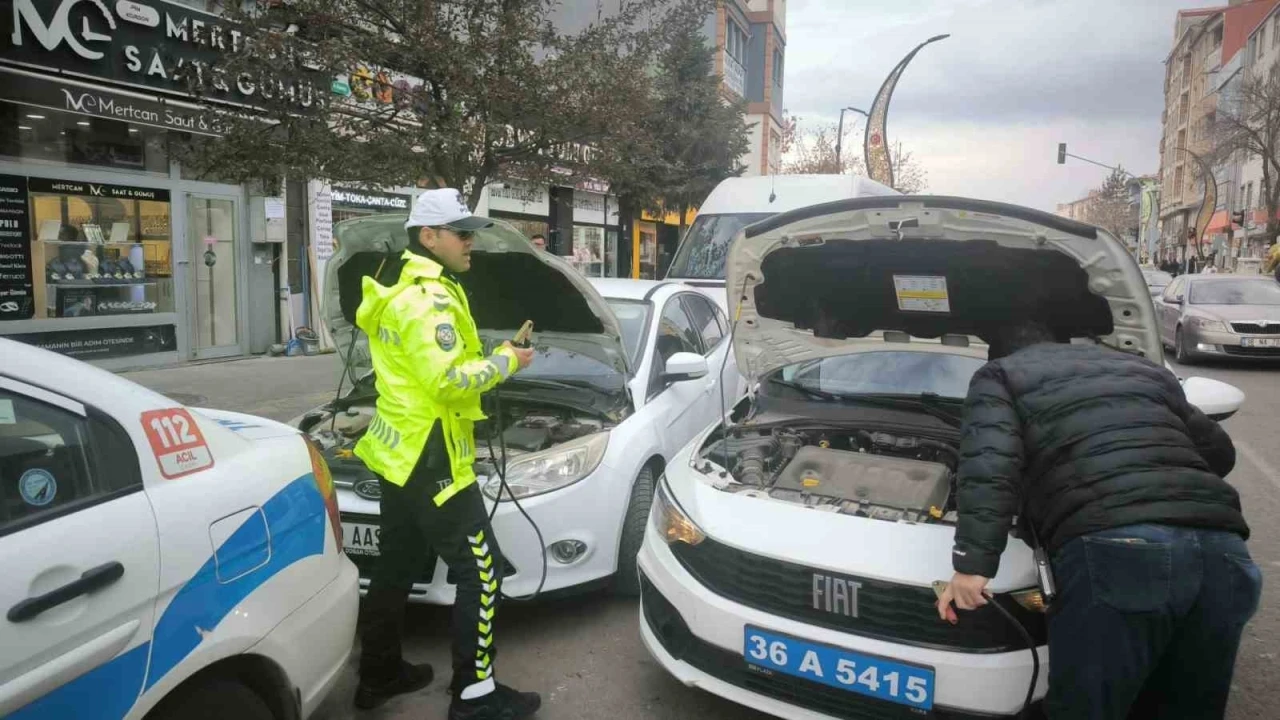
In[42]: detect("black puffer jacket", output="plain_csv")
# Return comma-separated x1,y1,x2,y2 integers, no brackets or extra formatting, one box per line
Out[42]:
952,342,1247,578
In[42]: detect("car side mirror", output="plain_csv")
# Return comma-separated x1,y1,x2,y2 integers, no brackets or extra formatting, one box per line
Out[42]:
1182,376,1245,421
663,352,709,383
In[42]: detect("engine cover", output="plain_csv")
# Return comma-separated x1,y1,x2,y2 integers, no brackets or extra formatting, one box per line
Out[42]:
773,446,949,513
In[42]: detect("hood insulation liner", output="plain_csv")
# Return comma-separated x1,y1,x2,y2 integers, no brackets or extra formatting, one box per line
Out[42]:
754,238,1114,344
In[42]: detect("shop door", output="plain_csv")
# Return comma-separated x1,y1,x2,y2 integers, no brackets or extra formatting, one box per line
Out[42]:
186,195,241,359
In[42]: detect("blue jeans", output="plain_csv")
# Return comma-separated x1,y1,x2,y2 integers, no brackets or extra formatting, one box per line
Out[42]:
1045,524,1263,719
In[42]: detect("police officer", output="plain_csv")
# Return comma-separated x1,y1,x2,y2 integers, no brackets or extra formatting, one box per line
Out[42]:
352,188,539,719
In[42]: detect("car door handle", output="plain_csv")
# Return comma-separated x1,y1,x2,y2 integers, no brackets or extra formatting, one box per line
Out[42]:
7,562,125,623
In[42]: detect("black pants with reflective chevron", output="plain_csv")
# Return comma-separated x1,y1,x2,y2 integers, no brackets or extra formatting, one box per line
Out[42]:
359,452,504,694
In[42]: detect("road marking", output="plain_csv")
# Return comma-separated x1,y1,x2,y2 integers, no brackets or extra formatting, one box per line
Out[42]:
1236,441,1280,494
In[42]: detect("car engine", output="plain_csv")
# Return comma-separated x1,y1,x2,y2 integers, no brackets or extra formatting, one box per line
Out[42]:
303,399,607,466
701,426,960,524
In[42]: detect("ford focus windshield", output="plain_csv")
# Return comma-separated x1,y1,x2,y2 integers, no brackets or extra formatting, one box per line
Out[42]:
666,213,773,280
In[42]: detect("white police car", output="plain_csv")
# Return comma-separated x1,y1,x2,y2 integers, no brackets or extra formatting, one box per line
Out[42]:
639,196,1247,719
1,339,358,719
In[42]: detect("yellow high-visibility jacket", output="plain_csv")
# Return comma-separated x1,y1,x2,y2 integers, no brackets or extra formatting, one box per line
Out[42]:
353,250,519,505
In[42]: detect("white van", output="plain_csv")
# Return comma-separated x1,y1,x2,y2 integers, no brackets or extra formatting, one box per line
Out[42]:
664,175,900,296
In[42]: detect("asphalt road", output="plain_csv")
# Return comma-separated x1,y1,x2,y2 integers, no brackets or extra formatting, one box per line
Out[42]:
124,353,1279,719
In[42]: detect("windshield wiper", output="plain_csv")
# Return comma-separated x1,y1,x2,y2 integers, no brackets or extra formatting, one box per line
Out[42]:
850,392,964,427
767,377,842,401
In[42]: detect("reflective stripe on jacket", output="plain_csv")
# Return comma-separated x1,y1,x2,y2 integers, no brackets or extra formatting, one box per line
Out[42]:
353,250,518,505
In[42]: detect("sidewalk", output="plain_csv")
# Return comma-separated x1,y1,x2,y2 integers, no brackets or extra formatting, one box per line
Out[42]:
121,353,345,422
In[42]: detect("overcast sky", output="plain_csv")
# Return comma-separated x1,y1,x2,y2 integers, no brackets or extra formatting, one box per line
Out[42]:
784,0,1213,211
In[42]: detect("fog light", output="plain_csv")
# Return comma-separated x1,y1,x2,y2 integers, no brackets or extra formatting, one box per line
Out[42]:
549,540,587,564
1196,343,1218,353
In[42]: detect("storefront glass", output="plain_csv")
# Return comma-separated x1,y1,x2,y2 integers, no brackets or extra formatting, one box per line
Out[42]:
638,222,659,279
570,225,606,277
189,196,239,353
0,106,169,174
28,180,175,321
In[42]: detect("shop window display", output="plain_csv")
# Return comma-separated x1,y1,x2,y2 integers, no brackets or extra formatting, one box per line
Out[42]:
28,185,173,320
0,106,168,174
570,225,606,277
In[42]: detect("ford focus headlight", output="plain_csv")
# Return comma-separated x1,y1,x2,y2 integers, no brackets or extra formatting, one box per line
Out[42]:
483,431,610,501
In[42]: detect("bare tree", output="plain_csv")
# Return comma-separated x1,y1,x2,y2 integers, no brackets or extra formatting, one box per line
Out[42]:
780,116,929,193
1085,167,1137,245
1213,73,1280,249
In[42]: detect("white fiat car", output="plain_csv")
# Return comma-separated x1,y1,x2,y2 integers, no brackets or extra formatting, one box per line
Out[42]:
293,215,739,602
638,196,1246,719
1,339,357,720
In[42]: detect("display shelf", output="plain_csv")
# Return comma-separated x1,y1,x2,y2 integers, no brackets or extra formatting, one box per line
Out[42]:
39,240,143,247
46,281,157,289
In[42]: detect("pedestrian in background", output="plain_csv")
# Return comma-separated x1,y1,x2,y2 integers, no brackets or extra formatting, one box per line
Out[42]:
937,319,1261,719
530,233,546,251
352,188,539,720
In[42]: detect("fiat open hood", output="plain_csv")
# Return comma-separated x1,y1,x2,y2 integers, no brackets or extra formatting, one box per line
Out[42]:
725,196,1162,381
323,214,627,383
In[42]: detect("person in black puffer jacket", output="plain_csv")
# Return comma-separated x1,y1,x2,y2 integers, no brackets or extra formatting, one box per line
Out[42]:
935,320,1261,720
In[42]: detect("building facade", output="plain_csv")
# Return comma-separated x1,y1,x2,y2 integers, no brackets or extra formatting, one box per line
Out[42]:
1235,2,1280,270
0,0,305,367
1157,0,1280,268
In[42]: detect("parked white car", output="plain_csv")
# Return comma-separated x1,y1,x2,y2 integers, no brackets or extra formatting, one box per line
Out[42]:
638,196,1246,719
293,216,739,601
1,339,357,720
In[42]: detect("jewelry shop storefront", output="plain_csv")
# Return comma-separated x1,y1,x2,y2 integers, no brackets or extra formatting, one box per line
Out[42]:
0,0,314,367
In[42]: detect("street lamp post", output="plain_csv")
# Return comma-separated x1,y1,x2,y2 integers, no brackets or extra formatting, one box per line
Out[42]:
864,34,950,188
835,106,868,171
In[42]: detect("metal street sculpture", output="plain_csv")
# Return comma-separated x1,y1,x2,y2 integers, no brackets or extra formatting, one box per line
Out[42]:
864,34,949,189
1176,146,1215,261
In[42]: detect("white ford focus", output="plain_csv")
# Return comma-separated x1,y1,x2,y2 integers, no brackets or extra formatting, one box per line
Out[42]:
294,215,740,602
638,196,1246,719
1,339,357,720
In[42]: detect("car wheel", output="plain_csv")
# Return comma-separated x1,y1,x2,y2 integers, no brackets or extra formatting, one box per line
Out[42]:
613,464,656,597
1175,326,1196,365
150,678,275,720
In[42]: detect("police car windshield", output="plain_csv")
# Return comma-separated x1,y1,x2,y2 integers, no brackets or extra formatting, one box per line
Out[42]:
666,213,774,280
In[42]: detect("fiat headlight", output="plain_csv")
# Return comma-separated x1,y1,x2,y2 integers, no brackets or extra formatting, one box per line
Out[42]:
483,431,610,501
653,479,705,546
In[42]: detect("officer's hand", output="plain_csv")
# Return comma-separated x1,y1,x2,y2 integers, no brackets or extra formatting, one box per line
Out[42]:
502,341,535,370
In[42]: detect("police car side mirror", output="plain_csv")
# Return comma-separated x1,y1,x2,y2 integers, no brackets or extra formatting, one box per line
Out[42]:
1182,376,1244,422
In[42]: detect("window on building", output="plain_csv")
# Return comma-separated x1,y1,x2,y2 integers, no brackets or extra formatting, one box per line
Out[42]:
1262,25,1268,51
1250,37,1259,66
1274,15,1280,46
1214,26,1223,48
772,49,784,87
726,21,747,66
1271,62,1280,86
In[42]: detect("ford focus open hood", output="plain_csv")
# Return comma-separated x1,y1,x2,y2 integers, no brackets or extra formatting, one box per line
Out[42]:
323,214,627,382
725,196,1162,381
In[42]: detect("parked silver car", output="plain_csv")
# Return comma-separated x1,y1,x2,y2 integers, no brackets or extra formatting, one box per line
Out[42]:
1142,267,1173,298
1156,273,1280,362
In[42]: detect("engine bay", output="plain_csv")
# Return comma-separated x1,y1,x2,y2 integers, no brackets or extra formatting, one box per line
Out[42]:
302,394,610,473
700,424,960,524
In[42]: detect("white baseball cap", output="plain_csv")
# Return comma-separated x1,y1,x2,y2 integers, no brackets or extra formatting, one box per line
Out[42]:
404,188,494,232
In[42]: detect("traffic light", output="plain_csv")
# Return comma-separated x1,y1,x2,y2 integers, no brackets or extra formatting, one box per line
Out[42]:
1057,143,1067,164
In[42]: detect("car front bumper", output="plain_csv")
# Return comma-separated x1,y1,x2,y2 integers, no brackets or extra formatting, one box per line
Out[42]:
338,462,630,603
1182,325,1280,358
636,531,1047,719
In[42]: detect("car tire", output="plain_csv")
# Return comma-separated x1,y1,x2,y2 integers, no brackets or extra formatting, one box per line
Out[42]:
1175,326,1197,365
150,678,276,720
613,465,656,597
